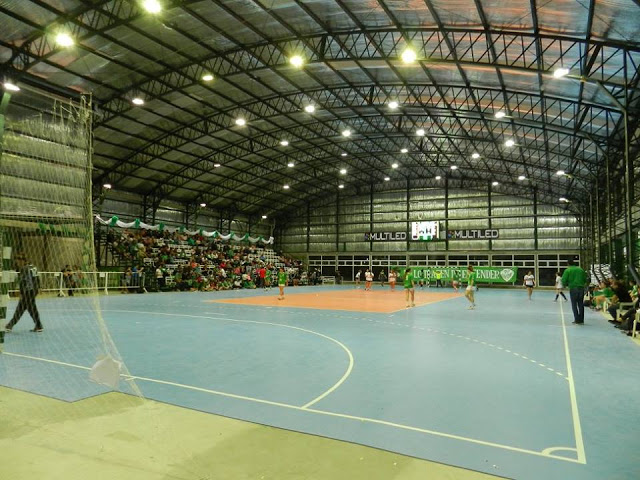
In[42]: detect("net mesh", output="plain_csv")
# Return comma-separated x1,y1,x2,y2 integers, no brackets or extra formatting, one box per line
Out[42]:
0,90,206,476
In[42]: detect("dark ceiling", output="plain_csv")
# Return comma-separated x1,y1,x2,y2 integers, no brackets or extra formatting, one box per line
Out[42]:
1,0,639,218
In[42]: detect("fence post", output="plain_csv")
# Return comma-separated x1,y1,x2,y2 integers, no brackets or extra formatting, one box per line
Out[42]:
104,272,109,295
58,273,65,297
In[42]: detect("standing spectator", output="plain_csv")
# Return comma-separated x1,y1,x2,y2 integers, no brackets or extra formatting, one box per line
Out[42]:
62,264,75,296
435,270,443,288
258,265,266,290
5,254,43,333
155,265,164,291
355,269,362,288
561,259,589,325
378,269,386,287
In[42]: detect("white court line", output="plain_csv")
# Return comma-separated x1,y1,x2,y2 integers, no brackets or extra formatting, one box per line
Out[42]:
96,309,354,410
2,350,582,464
559,303,587,464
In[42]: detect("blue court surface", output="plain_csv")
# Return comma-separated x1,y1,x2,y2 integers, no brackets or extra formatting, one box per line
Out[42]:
2,286,639,480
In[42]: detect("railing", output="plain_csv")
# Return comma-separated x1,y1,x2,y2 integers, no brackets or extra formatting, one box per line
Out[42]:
4,271,148,296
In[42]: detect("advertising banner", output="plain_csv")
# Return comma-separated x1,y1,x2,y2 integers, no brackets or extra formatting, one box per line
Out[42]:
390,266,518,284
447,229,499,239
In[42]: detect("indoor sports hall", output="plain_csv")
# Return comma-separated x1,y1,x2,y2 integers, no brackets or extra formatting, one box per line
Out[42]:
1,2,639,480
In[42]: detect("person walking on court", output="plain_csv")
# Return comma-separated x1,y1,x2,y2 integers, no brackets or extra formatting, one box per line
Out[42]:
5,254,43,333
561,259,589,324
364,269,373,291
277,267,287,300
389,269,396,291
403,268,415,308
465,265,476,310
355,269,362,288
523,271,535,300
378,269,386,287
554,271,568,302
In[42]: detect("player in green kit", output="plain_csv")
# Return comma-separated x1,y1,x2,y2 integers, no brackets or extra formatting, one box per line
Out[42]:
403,268,415,308
277,267,287,300
465,265,476,309
265,266,272,290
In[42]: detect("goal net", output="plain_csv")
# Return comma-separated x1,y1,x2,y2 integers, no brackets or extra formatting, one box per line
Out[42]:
0,88,206,477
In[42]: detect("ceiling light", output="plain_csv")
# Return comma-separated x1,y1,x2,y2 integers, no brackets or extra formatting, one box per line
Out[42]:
505,139,515,147
338,184,344,189
435,175,441,180
287,162,295,168
213,163,221,168
392,163,399,169
202,73,214,82
235,118,246,126
283,184,290,189
103,183,112,189
55,32,74,47
471,152,480,159
384,176,391,181
518,175,526,181
556,170,565,176
401,48,417,64
280,140,289,146
400,148,408,153
142,0,162,14
200,203,206,207
340,168,347,174
388,101,399,109
492,181,499,186
304,105,315,113
341,152,348,157
262,215,268,219
495,111,506,119
289,55,304,68
3,82,19,92
553,68,569,78
450,165,458,170
342,129,351,137
132,97,144,105
559,197,569,202
416,128,425,136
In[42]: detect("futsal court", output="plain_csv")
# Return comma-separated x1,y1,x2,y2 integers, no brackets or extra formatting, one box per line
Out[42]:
2,285,638,480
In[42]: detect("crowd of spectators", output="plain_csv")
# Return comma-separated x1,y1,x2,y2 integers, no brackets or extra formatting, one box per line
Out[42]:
589,276,638,336
104,228,304,292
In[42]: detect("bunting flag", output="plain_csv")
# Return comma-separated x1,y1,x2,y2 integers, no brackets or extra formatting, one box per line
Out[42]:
95,215,274,245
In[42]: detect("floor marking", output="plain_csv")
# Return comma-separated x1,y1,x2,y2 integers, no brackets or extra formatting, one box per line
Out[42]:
559,303,587,464
69,308,354,409
2,350,584,465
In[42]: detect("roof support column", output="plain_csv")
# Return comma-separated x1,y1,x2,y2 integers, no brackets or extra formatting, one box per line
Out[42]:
533,186,538,251
444,177,449,251
369,184,374,253
488,181,493,251
406,178,410,251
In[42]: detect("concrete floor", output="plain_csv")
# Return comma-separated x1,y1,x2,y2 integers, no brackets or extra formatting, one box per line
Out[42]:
0,386,501,480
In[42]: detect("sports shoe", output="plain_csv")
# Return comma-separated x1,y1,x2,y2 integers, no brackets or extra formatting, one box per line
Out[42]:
4,326,11,332
30,327,44,332
468,305,475,310
411,303,415,307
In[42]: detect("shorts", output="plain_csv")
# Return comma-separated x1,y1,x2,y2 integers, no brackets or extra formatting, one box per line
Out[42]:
404,286,414,290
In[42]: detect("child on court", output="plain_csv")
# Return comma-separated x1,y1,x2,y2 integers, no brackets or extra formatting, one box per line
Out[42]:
403,268,415,308
523,270,535,300
364,269,373,291
554,271,567,302
277,267,287,300
465,265,476,309
389,269,396,291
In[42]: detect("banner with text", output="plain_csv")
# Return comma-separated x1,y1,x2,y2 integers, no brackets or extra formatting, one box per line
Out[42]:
390,266,518,284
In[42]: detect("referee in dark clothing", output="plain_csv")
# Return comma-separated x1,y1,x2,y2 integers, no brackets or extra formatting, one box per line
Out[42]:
5,254,43,332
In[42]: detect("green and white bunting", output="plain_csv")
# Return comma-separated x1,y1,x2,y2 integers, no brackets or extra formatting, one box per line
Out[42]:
391,266,518,284
95,215,274,245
